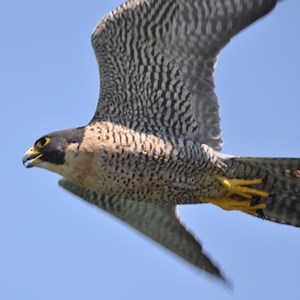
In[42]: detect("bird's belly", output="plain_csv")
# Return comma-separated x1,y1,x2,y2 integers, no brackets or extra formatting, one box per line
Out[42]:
95,173,224,204
70,154,225,204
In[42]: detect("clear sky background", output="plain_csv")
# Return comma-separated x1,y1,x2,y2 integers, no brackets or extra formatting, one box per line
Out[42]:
1,1,300,299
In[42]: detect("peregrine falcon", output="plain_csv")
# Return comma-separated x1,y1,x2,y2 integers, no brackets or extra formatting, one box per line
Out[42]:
23,0,299,283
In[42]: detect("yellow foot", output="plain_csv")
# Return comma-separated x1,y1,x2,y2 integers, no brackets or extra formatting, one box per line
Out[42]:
205,197,267,214
215,176,269,199
203,175,269,214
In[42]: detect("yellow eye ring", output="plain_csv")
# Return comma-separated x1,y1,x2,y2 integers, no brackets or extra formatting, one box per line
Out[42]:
35,137,51,149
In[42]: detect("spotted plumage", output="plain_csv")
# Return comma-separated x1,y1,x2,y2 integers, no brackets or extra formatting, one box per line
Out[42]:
23,0,299,283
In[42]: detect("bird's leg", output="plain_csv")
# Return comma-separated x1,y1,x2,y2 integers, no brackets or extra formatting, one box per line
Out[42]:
203,175,268,214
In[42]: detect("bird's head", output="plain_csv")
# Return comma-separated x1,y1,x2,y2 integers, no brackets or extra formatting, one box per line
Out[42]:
22,127,85,174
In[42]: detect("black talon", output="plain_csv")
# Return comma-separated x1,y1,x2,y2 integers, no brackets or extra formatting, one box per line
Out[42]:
256,209,266,220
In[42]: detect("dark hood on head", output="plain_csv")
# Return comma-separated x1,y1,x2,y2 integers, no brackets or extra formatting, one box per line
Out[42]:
36,126,85,165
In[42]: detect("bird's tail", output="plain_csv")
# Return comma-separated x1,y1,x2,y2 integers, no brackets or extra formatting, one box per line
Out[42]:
226,157,300,227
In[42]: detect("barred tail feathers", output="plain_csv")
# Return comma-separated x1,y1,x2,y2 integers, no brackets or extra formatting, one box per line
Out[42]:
227,157,300,227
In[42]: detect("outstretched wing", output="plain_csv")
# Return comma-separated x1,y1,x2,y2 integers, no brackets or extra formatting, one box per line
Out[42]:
59,179,229,283
91,0,277,150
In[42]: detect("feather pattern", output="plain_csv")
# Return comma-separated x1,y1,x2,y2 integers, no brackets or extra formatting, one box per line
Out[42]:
91,0,277,150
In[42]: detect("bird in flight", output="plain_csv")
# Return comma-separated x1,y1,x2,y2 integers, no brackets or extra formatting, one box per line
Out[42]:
23,0,299,283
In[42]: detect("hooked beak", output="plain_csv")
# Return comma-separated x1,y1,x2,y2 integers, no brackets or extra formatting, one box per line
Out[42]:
22,147,43,168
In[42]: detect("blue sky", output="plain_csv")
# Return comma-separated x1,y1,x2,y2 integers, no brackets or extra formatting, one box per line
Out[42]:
1,1,300,299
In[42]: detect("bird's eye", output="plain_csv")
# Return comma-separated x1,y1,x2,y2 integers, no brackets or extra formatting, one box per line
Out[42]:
35,137,51,149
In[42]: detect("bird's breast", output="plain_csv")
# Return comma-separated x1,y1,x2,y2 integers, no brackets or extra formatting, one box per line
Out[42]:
62,123,224,203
